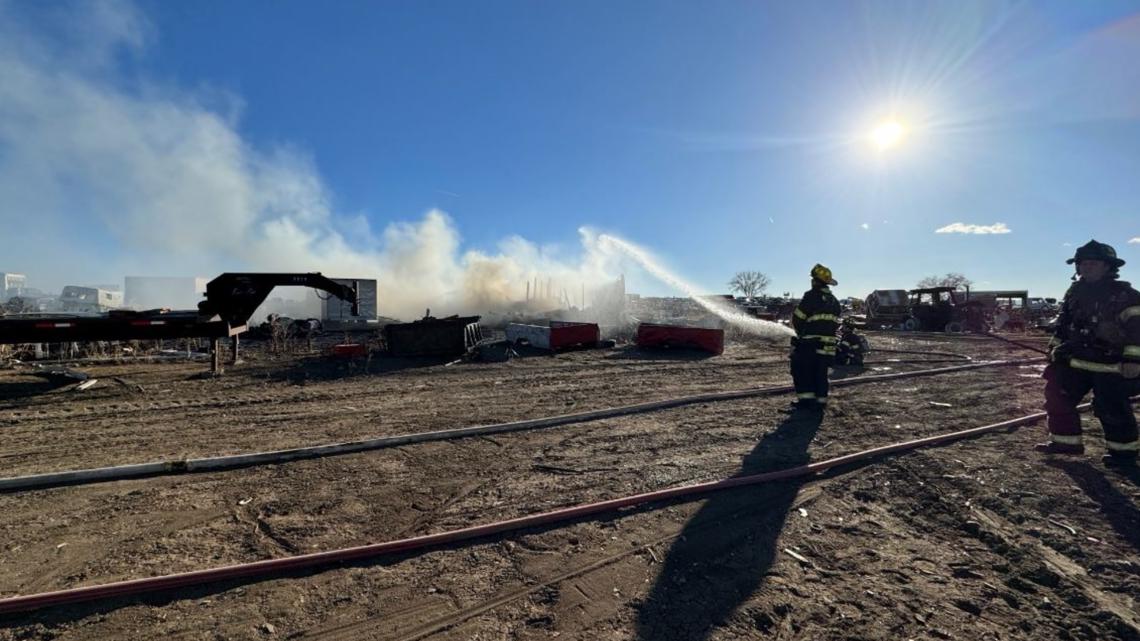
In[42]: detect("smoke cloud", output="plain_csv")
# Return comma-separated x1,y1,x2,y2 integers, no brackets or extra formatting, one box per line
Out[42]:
0,1,621,320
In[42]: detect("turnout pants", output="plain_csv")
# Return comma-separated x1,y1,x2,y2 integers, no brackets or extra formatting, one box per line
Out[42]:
791,342,832,405
1043,362,1139,457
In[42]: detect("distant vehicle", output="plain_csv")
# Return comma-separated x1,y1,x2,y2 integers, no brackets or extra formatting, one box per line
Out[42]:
57,286,123,314
1027,297,1058,314
908,287,962,331
865,289,910,328
1036,314,1060,332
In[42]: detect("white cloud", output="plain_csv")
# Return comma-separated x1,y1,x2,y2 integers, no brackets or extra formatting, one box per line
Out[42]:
0,1,622,320
1062,242,1072,247
1129,238,1140,244
935,222,1012,235
860,223,869,230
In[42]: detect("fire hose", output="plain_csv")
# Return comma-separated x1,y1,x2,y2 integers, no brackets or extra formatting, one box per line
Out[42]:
982,332,1051,356
866,347,973,361
2,393,1117,616
0,359,1039,493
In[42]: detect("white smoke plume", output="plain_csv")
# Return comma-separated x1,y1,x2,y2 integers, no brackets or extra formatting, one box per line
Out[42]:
0,1,622,320
0,1,791,330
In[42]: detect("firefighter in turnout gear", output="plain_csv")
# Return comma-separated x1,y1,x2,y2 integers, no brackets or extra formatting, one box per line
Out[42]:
1037,240,1140,467
790,264,842,408
836,318,869,367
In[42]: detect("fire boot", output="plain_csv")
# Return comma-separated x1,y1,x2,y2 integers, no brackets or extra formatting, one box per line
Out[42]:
1033,441,1085,455
1103,453,1138,468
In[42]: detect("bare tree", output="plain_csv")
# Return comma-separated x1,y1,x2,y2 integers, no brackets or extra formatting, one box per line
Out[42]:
916,272,973,290
728,271,771,299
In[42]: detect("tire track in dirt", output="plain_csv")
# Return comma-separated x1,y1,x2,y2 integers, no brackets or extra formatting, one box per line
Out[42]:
233,504,301,556
969,506,1140,634
387,480,489,540
0,372,800,476
887,456,1140,640
16,507,229,595
298,487,826,641
0,391,345,427
0,368,745,429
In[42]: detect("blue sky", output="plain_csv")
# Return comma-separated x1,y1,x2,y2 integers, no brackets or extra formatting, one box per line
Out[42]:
2,0,1140,310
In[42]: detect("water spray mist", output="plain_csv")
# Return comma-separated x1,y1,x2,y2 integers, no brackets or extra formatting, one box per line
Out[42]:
597,234,794,339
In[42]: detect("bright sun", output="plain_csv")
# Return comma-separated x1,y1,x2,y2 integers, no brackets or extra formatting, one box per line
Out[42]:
870,120,906,150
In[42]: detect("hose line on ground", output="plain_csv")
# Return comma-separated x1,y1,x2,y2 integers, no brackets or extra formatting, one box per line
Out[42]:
867,348,972,360
2,393,1117,616
981,332,1051,356
0,358,1041,493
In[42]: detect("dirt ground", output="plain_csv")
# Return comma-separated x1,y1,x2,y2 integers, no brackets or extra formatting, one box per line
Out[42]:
1,332,1138,641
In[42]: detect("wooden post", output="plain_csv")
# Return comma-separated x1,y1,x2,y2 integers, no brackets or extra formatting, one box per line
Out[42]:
211,338,222,374
230,335,240,365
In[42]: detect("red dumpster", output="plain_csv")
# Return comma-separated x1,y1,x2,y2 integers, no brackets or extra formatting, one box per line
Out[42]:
505,321,600,351
636,323,724,355
548,321,601,350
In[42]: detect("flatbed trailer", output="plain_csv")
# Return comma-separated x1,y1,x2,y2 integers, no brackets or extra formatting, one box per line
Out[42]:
0,273,358,373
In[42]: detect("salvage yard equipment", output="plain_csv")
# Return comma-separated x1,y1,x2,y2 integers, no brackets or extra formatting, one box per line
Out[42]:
0,273,359,373
864,289,910,328
907,287,961,331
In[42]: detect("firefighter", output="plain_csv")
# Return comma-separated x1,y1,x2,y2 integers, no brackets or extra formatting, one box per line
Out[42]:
790,264,842,409
1037,240,1140,467
836,318,869,367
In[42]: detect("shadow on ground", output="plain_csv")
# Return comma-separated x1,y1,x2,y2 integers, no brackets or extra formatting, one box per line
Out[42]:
1053,460,1140,554
635,409,823,641
829,364,866,380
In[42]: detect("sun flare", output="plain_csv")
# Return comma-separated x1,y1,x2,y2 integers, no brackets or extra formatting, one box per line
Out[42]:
870,120,906,150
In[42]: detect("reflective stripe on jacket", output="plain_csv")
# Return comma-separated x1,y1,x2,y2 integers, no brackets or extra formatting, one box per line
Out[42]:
793,285,841,347
1052,279,1140,367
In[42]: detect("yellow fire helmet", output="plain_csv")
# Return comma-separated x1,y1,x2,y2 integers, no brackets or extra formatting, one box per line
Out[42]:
811,263,838,286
